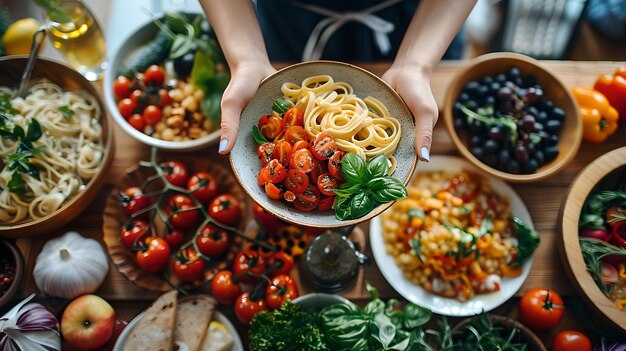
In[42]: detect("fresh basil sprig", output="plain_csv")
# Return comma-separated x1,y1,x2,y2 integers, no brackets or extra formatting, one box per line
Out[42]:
252,125,268,145
272,97,292,115
333,153,407,221
1,118,46,194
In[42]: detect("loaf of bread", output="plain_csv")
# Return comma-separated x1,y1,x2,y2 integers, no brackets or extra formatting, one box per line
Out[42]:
123,290,178,351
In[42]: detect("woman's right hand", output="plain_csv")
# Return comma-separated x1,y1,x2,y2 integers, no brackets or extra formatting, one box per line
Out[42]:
218,60,276,154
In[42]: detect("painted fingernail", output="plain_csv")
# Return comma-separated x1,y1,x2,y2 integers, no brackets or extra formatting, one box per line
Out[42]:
218,139,229,154
420,147,430,162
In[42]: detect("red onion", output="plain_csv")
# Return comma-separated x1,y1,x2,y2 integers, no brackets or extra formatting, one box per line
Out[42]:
580,228,611,241
0,294,60,351
594,339,626,351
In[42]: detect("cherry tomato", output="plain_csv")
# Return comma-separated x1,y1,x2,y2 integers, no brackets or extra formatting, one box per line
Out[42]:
309,158,327,185
158,88,172,107
328,150,344,180
161,160,189,187
284,126,309,145
234,292,268,324
197,224,230,258
119,220,150,249
211,270,241,305
128,113,146,131
208,194,242,227
257,170,268,186
311,132,336,160
285,169,309,194
130,89,150,108
290,148,315,173
119,186,150,217
271,140,292,167
164,229,185,248
233,250,267,284
264,159,287,184
519,288,565,331
136,237,171,273
143,105,162,125
252,203,282,233
282,107,304,129
118,98,136,119
294,185,320,211
265,274,299,310
187,172,218,205
551,330,592,351
318,196,335,211
292,140,310,153
257,142,275,167
113,76,133,99
265,183,283,201
258,114,283,140
142,65,165,86
317,172,338,196
172,248,205,282
169,194,199,230
267,251,294,277
284,190,296,202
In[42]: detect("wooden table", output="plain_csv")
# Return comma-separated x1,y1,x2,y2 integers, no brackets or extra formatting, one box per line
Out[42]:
12,61,626,348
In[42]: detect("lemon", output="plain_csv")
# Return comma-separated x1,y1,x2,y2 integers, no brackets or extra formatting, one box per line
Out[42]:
2,18,44,55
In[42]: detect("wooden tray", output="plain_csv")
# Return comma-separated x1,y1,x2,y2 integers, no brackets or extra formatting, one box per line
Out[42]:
559,146,626,332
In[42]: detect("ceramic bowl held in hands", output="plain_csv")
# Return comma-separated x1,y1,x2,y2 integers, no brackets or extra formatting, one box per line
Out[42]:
230,61,417,228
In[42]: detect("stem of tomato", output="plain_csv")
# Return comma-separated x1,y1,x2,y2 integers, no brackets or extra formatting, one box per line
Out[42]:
163,271,189,296
544,289,564,310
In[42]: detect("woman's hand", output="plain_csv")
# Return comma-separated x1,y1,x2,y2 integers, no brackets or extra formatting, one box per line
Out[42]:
382,63,438,161
218,61,276,154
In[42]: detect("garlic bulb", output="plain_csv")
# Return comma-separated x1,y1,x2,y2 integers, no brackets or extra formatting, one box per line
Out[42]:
33,231,109,299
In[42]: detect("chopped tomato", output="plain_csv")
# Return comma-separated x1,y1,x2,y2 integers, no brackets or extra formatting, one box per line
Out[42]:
257,142,275,167
294,185,320,211
282,107,304,129
311,132,336,160
265,183,283,200
259,114,283,139
284,126,309,145
328,150,344,180
264,159,287,183
271,140,292,167
290,149,315,173
284,190,296,202
310,160,327,187
292,140,310,153
317,172,338,196
318,196,335,211
284,169,309,194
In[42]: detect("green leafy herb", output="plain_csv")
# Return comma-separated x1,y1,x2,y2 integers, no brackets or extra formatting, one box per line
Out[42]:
460,105,518,147
58,105,74,119
371,178,408,203
340,153,366,185
580,190,626,229
580,238,626,294
272,97,292,115
7,172,24,195
478,214,493,237
1,119,46,194
366,154,389,179
350,191,375,219
511,216,540,267
252,125,268,145
450,314,527,351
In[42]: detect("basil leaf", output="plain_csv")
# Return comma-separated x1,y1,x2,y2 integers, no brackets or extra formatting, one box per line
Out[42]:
367,177,394,191
272,97,292,115
371,313,396,349
341,153,366,185
371,178,407,203
333,183,361,197
13,125,24,140
58,106,74,119
366,154,388,179
252,125,268,145
512,216,540,267
333,195,352,220
8,172,24,194
25,119,42,143
350,191,375,219
401,304,432,330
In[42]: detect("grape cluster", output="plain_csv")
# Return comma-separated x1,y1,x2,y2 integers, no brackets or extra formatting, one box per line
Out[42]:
453,67,563,174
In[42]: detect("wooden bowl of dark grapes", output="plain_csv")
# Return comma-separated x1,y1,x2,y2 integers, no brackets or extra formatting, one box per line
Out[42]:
443,52,582,182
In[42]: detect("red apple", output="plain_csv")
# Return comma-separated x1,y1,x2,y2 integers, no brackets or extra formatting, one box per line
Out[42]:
61,294,116,350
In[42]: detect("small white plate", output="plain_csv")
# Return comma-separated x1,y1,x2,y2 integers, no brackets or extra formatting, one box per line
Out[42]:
370,155,534,317
113,310,243,351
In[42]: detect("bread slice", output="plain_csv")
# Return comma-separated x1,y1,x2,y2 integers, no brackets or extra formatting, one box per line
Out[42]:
200,321,235,351
174,295,217,351
123,290,178,351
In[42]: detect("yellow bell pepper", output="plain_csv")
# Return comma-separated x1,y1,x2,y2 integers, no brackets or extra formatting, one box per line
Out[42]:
571,87,619,143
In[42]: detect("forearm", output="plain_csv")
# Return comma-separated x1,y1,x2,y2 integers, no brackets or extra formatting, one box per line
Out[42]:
199,0,270,69
393,0,476,73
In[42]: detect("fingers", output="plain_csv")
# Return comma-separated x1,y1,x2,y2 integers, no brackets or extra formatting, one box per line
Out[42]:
218,73,260,154
406,93,438,162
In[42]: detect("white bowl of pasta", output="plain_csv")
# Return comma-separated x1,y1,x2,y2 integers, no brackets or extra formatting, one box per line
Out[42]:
0,57,113,238
230,61,417,228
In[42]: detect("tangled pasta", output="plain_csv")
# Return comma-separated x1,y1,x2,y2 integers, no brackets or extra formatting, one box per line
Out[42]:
381,170,526,301
0,80,104,223
281,75,401,173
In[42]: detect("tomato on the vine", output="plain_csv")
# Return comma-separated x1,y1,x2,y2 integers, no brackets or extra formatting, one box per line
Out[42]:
197,224,230,258
143,105,162,125
113,76,133,99
551,330,591,351
136,237,170,273
265,274,299,310
519,288,564,331
128,114,146,131
234,292,267,324
161,160,189,187
211,270,241,305
252,203,282,233
267,251,294,277
119,220,150,249
130,89,150,108
169,194,199,230
208,194,242,227
164,229,185,248
187,172,218,205
118,98,136,119
233,250,266,284
120,186,150,217
172,248,205,282
142,65,165,86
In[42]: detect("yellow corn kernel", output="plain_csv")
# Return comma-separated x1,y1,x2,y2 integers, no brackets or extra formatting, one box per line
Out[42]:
493,220,508,233
424,198,443,211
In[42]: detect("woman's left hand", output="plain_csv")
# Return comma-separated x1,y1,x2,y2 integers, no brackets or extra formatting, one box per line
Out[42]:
382,63,438,162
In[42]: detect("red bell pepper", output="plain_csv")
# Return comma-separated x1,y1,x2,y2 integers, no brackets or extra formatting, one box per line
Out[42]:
594,67,626,121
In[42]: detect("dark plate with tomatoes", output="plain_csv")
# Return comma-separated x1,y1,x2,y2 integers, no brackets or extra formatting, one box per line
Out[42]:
230,61,417,228
102,153,247,292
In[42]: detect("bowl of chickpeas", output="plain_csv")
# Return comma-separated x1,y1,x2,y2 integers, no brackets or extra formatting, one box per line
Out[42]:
104,12,228,151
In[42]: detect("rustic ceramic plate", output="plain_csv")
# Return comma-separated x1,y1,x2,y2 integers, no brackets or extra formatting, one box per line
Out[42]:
370,155,534,316
0,57,114,238
559,146,626,332
102,154,245,292
230,61,417,228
